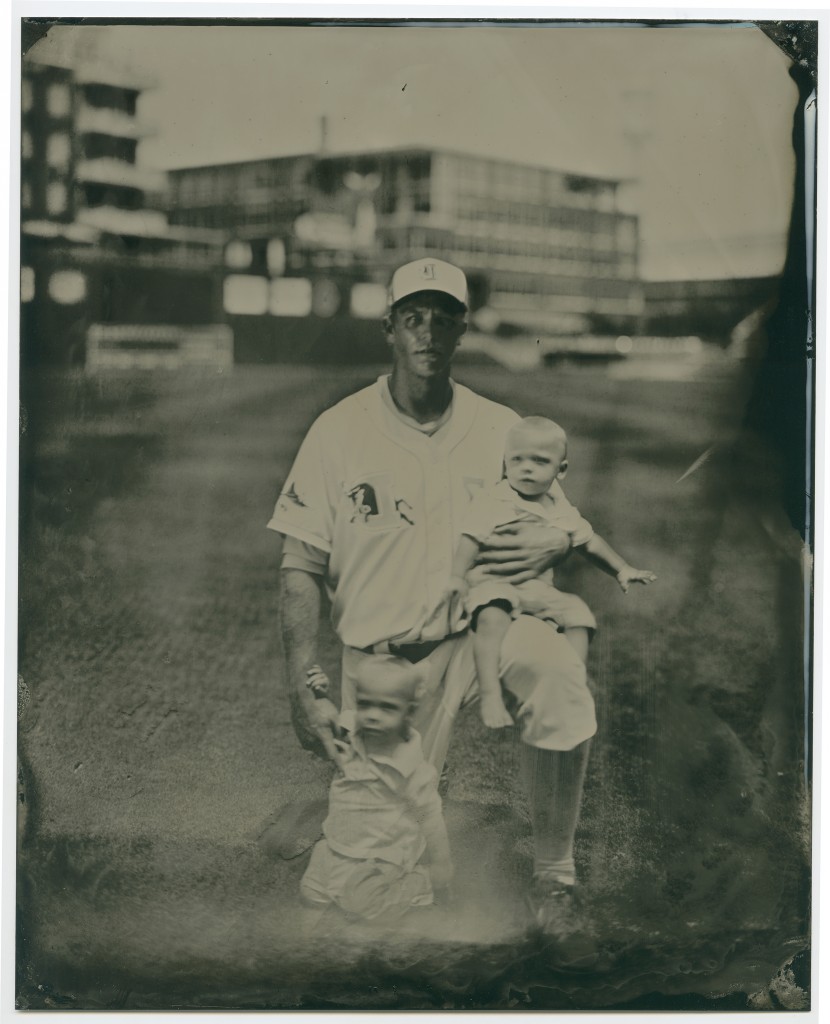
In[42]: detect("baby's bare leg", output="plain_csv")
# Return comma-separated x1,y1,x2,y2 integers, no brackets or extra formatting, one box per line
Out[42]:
562,626,590,664
473,603,515,729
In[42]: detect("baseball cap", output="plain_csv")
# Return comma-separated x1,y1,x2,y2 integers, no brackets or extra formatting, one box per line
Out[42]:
389,258,468,310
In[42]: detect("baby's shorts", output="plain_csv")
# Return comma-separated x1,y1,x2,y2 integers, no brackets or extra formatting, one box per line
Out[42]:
466,578,597,633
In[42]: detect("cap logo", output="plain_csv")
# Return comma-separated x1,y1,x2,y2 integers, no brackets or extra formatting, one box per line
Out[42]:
389,258,467,308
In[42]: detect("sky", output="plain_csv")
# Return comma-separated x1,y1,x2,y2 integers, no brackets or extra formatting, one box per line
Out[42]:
27,20,802,281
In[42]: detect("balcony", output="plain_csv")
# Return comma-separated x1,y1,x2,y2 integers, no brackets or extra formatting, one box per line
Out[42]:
75,158,167,193
76,205,169,236
76,104,152,140
74,61,154,92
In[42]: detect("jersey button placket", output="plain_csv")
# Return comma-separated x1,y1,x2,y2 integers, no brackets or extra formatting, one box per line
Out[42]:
424,463,451,614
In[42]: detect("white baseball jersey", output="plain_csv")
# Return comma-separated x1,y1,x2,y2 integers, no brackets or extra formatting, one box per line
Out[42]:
268,375,518,648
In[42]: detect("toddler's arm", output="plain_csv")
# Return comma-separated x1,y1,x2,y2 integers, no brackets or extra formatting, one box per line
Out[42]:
409,768,454,891
579,534,657,593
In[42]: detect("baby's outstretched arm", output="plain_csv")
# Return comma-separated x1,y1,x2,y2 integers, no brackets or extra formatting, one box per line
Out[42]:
615,564,658,593
579,534,657,593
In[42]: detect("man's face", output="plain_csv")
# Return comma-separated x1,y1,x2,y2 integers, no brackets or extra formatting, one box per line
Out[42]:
504,427,567,498
386,292,467,379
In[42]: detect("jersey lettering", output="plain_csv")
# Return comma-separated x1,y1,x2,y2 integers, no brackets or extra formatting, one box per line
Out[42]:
395,498,415,525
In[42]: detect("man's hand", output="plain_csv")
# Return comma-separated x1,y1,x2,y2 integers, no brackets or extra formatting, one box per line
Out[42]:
471,522,572,585
289,684,344,767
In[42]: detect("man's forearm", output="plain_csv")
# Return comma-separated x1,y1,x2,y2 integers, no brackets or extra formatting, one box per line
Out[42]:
280,568,324,700
280,567,344,759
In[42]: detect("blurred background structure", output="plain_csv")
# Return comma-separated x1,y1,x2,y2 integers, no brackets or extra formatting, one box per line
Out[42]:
168,146,641,334
21,45,229,369
20,22,796,370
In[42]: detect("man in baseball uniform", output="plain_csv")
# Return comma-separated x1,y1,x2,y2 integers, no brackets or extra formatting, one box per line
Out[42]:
269,257,597,950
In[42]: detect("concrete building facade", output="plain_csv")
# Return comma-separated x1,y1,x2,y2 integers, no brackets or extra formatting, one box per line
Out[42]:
168,147,643,335
21,52,227,366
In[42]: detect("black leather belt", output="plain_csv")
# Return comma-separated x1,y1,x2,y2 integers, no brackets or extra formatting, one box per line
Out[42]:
361,639,446,663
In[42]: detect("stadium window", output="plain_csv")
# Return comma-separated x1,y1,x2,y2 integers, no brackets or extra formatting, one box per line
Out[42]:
46,82,71,118
351,283,388,319
223,275,269,315
48,270,86,304
46,182,68,215
21,267,35,303
47,132,71,169
267,239,286,276
22,78,34,112
22,181,32,210
224,240,253,270
270,277,313,317
22,130,33,160
312,278,341,318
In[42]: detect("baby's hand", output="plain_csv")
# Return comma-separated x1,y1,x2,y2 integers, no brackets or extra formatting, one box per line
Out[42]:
479,693,514,730
616,566,658,594
305,664,331,698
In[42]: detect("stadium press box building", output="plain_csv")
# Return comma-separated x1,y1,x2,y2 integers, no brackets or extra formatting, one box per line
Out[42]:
167,146,645,344
20,51,229,369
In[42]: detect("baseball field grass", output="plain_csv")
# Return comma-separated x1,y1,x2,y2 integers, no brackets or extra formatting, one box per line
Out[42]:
17,356,810,1010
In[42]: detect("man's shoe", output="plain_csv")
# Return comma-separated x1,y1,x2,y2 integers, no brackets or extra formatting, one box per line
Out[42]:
528,878,600,971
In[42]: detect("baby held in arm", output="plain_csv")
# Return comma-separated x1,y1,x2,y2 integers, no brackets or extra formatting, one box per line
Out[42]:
446,416,657,730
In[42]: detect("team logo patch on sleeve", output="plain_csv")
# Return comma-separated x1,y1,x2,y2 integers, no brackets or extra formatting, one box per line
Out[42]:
278,481,308,511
